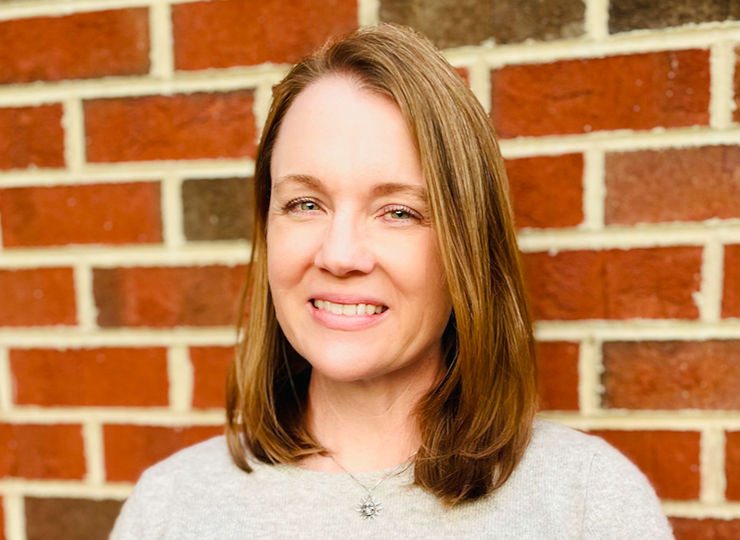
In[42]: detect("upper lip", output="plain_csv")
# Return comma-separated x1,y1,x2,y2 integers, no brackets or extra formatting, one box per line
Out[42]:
310,293,388,307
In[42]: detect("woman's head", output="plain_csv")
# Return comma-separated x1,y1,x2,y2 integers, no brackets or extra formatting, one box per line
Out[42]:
228,23,537,505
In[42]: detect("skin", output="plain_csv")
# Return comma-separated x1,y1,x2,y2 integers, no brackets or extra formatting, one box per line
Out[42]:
267,76,453,473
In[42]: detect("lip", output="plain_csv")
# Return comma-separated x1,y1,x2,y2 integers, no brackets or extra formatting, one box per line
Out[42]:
309,292,388,307
308,300,389,331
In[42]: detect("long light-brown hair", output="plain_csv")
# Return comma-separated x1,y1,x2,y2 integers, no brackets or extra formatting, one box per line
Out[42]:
227,22,537,506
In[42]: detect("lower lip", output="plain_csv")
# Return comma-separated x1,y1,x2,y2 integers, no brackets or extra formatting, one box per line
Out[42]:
308,302,389,330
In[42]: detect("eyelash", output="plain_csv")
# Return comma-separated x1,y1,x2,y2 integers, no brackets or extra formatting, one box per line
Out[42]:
283,197,421,221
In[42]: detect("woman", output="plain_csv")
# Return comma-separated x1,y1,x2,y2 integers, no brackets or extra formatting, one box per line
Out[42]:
111,23,673,539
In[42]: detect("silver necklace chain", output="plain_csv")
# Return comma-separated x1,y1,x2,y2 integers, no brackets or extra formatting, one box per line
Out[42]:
328,452,417,520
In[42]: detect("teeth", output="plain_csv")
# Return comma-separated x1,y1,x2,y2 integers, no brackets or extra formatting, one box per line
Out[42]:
313,300,387,316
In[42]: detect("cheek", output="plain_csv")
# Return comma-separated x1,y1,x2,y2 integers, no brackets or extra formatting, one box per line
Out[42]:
266,220,320,293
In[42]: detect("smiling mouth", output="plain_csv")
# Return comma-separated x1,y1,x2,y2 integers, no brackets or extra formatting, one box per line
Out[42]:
311,299,388,316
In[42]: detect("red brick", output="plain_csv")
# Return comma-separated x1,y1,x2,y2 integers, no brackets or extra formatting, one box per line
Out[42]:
0,9,149,84
536,341,579,411
1,182,162,248
521,246,702,321
0,268,76,327
727,431,740,500
0,498,4,540
93,265,247,327
671,518,740,540
84,91,257,163
591,430,700,500
0,424,85,480
172,0,357,71
104,424,223,482
455,67,469,85
0,104,64,170
191,346,234,409
11,348,168,407
723,244,740,318
505,154,584,229
492,50,710,138
606,146,740,225
603,340,740,410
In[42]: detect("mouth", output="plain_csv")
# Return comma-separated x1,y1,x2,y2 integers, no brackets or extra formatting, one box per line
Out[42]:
310,299,389,316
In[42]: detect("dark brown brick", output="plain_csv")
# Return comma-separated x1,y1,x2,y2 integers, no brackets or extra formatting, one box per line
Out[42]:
0,9,149,84
591,430,700,500
0,104,64,170
182,177,252,242
84,91,257,163
172,0,357,70
521,247,702,321
492,50,710,138
536,341,579,411
610,0,740,34
671,518,740,540
505,154,584,229
603,340,740,410
25,497,123,540
93,265,247,327
380,0,584,48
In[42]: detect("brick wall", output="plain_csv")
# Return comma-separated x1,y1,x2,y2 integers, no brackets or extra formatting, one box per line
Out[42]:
0,0,739,538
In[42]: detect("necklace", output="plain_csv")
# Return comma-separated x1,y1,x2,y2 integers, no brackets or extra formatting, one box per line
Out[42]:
328,452,417,519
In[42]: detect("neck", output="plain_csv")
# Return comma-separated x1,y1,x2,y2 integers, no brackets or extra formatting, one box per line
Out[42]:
301,352,443,474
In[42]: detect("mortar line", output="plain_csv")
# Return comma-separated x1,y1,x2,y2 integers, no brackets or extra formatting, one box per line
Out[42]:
62,96,85,173
149,0,175,81
4,494,25,540
578,337,601,415
357,0,379,27
700,427,726,504
662,500,740,518
469,54,492,115
582,147,606,231
74,262,97,332
82,420,105,485
584,0,609,40
0,348,13,412
168,345,193,412
697,238,724,323
161,172,185,250
710,40,736,130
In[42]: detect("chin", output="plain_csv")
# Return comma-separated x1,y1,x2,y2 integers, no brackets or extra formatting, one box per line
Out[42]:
303,348,392,383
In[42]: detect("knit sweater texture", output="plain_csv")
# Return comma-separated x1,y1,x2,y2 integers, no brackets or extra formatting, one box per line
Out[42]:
110,419,675,539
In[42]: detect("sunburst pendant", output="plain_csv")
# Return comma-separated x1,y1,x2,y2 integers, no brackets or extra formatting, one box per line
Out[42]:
356,494,383,519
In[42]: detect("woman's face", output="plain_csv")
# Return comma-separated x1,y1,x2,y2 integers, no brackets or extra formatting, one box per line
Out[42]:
267,76,453,384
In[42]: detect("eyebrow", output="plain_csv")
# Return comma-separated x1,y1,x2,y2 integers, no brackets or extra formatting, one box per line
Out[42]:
274,173,429,203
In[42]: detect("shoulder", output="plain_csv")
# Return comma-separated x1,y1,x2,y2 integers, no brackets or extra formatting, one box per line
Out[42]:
518,420,674,539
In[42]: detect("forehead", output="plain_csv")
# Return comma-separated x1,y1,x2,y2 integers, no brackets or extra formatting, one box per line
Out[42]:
270,76,424,191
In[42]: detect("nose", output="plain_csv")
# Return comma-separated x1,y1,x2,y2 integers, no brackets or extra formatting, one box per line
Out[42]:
314,212,375,276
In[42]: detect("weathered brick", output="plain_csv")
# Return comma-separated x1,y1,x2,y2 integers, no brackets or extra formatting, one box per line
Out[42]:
380,0,584,48
25,497,123,540
0,9,149,84
606,146,740,225
492,50,710,138
93,265,247,327
104,425,224,482
505,154,583,229
591,430,700,500
0,424,85,480
723,244,740,318
0,104,64,170
671,517,740,540
191,346,234,409
0,268,76,327
536,341,579,411
1,182,162,247
610,0,740,34
182,178,252,242
521,247,702,321
84,91,257,163
603,340,740,410
11,348,168,407
172,0,357,71
726,431,740,500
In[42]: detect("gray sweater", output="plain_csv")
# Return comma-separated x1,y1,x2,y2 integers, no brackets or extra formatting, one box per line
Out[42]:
110,420,675,539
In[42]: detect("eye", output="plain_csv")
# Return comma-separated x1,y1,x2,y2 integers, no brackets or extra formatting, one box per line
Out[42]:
383,205,420,222
283,197,321,213
298,200,319,211
389,209,412,219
